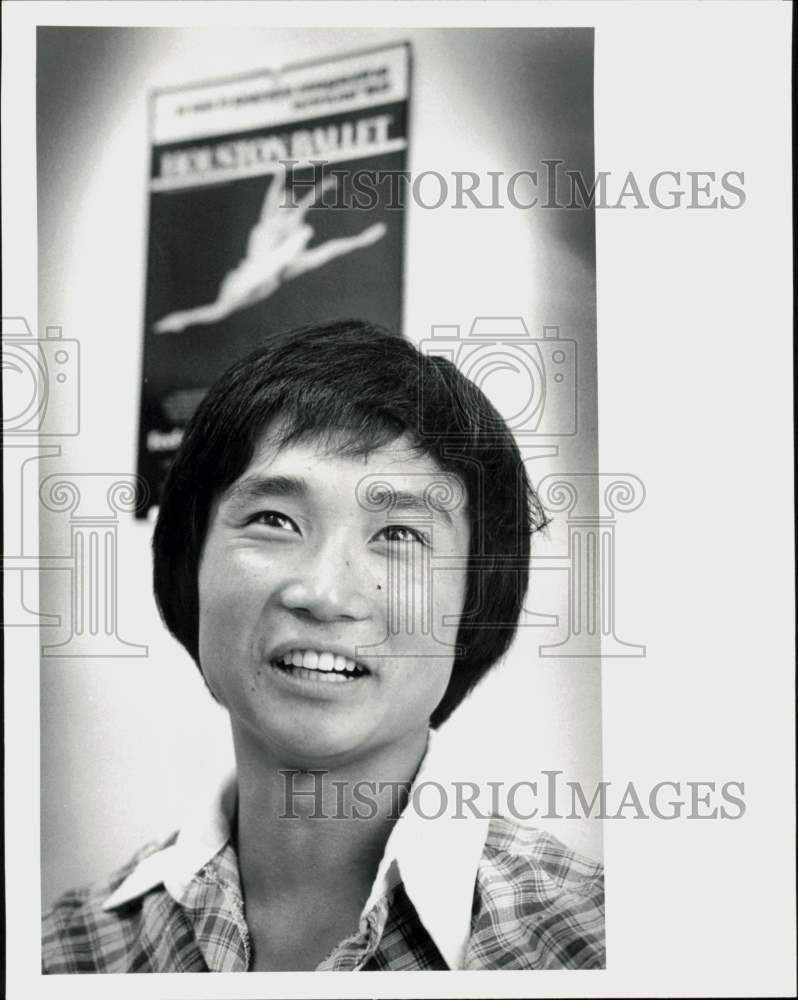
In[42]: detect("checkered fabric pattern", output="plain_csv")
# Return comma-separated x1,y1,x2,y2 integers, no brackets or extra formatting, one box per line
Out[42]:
42,816,604,972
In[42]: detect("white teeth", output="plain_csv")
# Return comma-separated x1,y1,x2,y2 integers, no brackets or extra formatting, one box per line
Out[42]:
276,649,363,675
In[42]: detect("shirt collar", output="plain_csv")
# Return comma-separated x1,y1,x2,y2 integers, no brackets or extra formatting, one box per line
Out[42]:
103,730,489,969
102,769,236,912
359,730,490,968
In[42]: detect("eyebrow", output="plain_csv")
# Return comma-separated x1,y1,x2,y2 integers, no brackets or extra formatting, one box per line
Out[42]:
368,487,455,527
222,476,457,526
222,474,308,508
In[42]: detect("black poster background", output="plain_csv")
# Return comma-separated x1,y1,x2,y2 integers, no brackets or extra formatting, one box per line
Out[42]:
136,46,410,516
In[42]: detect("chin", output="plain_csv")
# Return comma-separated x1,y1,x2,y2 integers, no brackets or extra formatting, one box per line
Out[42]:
250,711,375,768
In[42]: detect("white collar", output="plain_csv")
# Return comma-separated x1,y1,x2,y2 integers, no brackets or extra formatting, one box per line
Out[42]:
103,731,489,969
354,731,490,968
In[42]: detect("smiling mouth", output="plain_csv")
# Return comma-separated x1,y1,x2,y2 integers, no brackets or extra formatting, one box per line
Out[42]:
270,648,369,682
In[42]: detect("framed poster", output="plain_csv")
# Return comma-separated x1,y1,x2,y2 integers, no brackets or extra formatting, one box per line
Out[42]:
137,42,410,515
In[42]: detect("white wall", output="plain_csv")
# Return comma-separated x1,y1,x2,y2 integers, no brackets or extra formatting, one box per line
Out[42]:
37,25,601,907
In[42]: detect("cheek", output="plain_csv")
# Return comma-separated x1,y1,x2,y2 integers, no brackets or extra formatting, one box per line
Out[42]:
395,553,466,614
398,569,466,699
427,567,467,635
392,655,455,725
196,552,263,679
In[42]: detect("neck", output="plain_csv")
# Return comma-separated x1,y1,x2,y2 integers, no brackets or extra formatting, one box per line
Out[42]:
232,725,429,909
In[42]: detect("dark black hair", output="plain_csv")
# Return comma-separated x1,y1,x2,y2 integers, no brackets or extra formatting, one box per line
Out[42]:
153,320,548,726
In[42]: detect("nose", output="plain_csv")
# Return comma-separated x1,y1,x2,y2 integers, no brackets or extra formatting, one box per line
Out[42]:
277,533,371,623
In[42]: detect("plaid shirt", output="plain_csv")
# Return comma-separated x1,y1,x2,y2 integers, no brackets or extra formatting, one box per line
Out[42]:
43,764,605,973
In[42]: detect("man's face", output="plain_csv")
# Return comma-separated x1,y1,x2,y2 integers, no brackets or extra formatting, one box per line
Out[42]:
197,428,470,767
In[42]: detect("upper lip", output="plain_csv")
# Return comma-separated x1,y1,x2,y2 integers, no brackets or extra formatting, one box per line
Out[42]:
266,641,373,674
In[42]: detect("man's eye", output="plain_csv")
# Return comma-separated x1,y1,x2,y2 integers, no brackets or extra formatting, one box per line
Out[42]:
377,525,430,546
249,511,300,533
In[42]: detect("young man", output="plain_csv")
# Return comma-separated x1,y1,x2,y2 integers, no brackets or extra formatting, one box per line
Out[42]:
42,320,605,972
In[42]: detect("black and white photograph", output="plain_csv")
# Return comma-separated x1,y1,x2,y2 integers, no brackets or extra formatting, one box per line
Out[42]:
2,2,794,998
